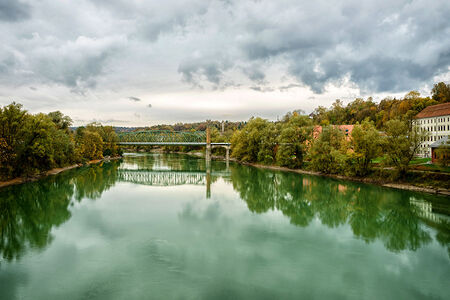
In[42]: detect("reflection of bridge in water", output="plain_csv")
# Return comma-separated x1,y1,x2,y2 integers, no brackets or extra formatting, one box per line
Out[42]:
118,169,231,198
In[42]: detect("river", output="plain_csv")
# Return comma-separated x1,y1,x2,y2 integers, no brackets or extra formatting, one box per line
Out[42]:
0,153,449,299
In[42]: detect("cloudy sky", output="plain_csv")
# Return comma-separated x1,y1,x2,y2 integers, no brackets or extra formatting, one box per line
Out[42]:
1,0,449,126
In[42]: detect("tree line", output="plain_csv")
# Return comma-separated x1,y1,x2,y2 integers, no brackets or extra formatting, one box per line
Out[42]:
230,115,426,177
311,82,449,128
0,102,121,180
231,82,450,178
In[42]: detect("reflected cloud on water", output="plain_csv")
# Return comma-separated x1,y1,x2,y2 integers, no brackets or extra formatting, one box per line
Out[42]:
0,153,449,262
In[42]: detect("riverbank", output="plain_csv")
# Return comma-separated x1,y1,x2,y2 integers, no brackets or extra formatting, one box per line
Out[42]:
174,150,450,196
0,156,122,189
239,162,450,196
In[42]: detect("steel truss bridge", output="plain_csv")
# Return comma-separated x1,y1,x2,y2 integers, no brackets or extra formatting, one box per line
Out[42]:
117,130,230,146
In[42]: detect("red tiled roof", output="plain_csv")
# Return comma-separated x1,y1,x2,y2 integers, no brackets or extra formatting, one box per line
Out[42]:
415,102,450,119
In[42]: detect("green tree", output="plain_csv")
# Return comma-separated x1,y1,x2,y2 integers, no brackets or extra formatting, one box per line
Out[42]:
75,127,104,161
47,111,73,131
383,119,427,176
276,114,313,168
348,121,381,176
257,122,279,164
0,102,29,177
17,113,59,175
231,117,277,163
95,125,120,156
308,126,349,174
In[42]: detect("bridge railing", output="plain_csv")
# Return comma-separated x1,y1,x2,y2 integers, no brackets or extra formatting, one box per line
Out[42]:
118,130,207,143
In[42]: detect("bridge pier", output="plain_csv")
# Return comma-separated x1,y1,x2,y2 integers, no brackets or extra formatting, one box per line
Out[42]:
206,126,212,162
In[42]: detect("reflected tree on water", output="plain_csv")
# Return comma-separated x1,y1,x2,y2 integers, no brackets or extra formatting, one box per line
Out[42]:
230,165,279,213
379,195,432,252
0,161,120,261
0,177,73,261
230,165,444,253
72,162,119,201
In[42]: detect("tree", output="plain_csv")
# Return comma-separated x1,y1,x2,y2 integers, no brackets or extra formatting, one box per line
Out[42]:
328,99,346,124
348,121,381,176
276,114,313,168
431,82,450,103
257,122,279,164
17,113,60,175
78,131,104,160
48,111,73,131
310,105,329,125
0,103,30,177
230,117,277,163
0,137,14,179
308,126,349,174
382,119,427,176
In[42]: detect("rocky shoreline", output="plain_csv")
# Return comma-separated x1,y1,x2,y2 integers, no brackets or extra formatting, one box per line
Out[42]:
0,156,122,189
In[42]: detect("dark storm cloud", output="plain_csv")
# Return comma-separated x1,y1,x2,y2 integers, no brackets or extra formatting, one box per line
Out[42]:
0,0,449,99
242,66,266,84
32,36,126,93
232,0,450,93
0,0,30,22
178,58,231,88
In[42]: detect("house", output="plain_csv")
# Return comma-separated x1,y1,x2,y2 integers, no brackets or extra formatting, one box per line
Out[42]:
414,102,450,158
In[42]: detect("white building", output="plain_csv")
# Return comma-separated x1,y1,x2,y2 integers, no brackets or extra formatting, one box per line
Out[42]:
414,102,450,157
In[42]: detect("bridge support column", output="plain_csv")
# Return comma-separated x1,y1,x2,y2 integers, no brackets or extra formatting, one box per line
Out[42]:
206,125,211,162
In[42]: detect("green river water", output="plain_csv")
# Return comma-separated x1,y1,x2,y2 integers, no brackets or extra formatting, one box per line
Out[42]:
0,153,449,299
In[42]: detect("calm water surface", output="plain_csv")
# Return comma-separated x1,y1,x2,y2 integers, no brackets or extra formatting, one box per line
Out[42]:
0,153,449,299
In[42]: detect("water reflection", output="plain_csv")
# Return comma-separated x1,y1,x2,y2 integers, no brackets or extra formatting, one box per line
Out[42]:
0,161,119,262
118,153,230,198
0,153,448,263
229,163,449,254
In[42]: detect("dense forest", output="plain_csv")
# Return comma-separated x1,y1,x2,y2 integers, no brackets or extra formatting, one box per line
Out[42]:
0,103,122,180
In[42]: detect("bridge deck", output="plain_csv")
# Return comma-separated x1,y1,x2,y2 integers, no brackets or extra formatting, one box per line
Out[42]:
118,142,230,146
